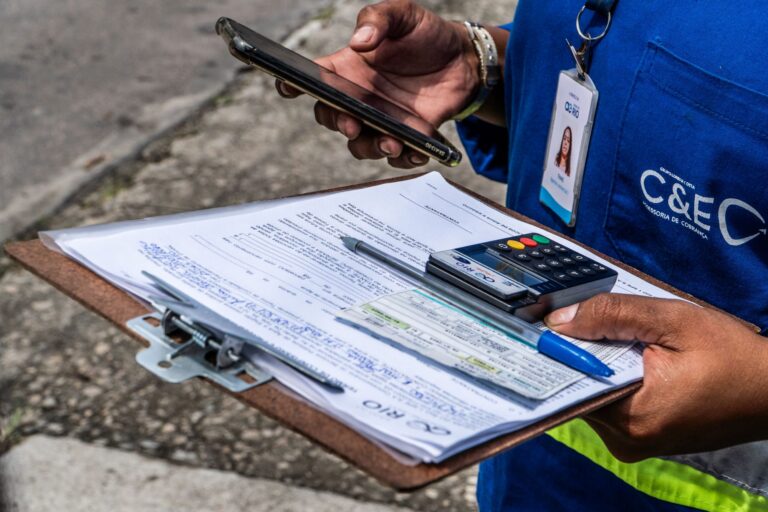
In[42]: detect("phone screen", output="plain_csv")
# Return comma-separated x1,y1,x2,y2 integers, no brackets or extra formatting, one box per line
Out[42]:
224,19,443,142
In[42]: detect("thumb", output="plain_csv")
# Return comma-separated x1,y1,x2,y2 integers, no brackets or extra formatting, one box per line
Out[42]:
544,294,689,349
349,1,422,52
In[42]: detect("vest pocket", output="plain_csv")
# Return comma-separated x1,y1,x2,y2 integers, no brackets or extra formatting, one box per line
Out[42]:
603,42,768,331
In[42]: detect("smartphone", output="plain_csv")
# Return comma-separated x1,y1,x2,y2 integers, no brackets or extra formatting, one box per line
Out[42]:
215,17,462,167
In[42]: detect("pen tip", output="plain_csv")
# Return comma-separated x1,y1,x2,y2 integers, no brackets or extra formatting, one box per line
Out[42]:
598,367,615,378
341,236,359,252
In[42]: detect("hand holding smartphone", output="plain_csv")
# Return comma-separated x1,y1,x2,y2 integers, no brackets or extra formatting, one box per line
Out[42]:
215,17,463,167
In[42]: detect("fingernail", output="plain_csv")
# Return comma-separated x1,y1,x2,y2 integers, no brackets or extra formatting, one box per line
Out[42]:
378,140,392,156
278,81,296,98
351,25,375,44
337,118,350,138
408,153,428,166
545,303,579,327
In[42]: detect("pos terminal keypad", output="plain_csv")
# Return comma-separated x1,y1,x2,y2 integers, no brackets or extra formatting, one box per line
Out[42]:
426,233,617,321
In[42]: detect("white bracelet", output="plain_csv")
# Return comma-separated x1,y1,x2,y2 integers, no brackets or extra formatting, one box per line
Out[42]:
452,21,500,121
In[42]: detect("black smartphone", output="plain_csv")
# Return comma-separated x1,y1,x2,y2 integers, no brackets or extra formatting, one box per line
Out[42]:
215,17,463,167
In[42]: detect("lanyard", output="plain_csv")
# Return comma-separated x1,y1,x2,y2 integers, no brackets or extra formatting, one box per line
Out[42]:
584,0,618,16
570,0,618,79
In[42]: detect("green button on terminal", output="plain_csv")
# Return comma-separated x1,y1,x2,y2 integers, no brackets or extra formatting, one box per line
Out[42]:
532,234,550,244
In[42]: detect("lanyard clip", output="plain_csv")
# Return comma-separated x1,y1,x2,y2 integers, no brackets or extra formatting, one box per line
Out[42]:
576,4,613,43
567,39,590,80
568,1,615,80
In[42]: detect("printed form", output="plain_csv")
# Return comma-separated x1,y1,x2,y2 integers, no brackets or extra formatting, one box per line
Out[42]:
45,173,678,462
337,289,631,400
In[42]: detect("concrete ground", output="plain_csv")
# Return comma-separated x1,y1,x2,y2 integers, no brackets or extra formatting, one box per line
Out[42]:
0,0,515,510
0,0,332,242
0,436,418,512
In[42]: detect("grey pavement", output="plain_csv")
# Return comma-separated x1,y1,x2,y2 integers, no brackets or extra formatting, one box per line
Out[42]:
0,0,332,243
0,435,418,512
0,0,515,510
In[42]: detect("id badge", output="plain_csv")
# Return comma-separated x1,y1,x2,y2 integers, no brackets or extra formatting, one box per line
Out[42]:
540,69,599,227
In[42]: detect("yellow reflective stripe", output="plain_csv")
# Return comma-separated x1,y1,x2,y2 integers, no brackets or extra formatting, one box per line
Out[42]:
547,420,768,512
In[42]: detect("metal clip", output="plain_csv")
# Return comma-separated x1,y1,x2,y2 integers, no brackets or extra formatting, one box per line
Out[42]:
576,5,612,42
567,39,591,80
568,1,614,80
130,271,345,392
128,311,273,393
160,309,243,368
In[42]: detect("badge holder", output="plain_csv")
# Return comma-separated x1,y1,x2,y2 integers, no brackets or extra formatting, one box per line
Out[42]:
540,4,613,227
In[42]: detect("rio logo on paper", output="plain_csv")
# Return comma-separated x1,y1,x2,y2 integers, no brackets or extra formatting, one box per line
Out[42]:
639,167,767,247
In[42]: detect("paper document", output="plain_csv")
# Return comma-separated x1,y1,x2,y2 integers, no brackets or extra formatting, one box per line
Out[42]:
337,288,631,400
44,172,678,463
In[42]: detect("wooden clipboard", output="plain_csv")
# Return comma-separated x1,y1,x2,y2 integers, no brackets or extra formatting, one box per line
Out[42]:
9,173,721,490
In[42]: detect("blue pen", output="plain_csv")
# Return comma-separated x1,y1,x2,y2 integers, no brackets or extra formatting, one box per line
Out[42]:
342,236,614,378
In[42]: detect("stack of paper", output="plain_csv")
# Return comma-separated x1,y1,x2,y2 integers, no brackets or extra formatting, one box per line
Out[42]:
42,172,675,463
337,288,633,400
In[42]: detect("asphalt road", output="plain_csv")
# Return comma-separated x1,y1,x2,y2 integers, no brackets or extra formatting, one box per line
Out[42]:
0,0,513,509
0,0,330,242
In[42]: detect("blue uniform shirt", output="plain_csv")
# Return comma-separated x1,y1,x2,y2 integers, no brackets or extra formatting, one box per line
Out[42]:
459,0,768,333
457,1,768,509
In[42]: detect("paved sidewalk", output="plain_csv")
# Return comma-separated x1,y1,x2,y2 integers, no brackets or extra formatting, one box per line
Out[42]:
0,0,515,510
0,436,417,512
0,0,333,242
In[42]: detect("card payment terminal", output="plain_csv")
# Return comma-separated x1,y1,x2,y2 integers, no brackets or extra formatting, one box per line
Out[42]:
426,233,618,322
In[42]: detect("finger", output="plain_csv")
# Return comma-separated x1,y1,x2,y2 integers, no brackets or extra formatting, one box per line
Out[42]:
313,104,363,140
544,294,693,348
314,53,338,73
347,129,399,160
314,103,340,132
378,136,404,158
336,112,363,140
275,79,302,98
387,148,429,169
347,139,380,160
350,0,422,52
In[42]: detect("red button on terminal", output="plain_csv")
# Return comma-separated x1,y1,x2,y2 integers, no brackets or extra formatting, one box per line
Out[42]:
519,237,538,247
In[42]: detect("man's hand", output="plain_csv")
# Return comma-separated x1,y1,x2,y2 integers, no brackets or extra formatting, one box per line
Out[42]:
545,294,768,462
276,0,484,168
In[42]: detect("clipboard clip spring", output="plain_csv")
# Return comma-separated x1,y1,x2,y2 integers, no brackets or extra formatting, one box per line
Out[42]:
127,308,274,393
160,309,242,367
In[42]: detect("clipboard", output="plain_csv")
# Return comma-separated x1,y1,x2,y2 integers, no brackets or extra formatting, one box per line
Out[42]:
7,173,723,490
